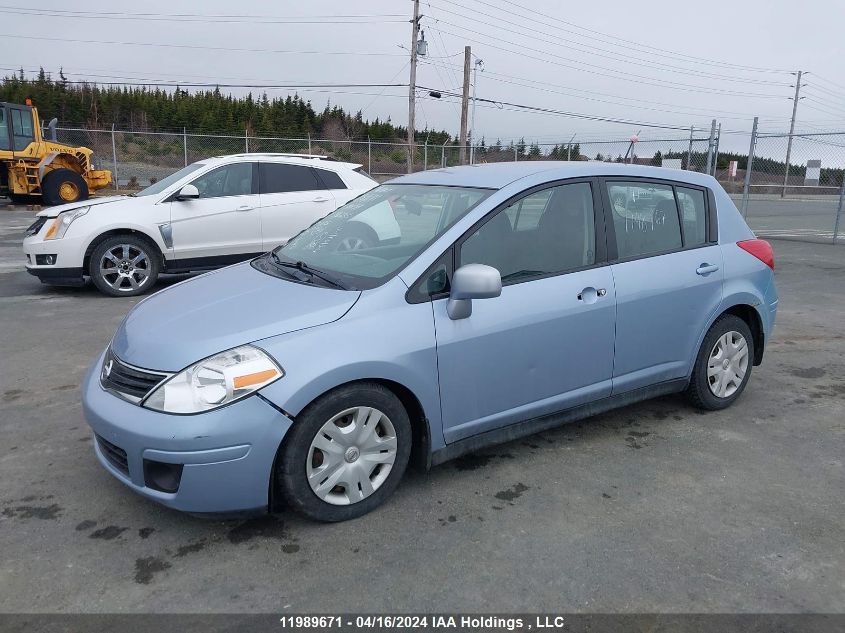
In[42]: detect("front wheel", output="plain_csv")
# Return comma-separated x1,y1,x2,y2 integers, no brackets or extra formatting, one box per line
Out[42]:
89,235,160,297
276,383,411,522
686,314,754,410
41,168,89,206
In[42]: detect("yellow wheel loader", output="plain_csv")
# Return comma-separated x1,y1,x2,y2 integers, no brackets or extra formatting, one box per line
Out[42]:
0,100,112,206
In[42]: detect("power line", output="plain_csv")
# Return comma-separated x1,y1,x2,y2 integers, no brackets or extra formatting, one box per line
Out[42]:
422,57,792,122
427,2,789,86
417,84,701,130
432,25,788,99
0,33,406,56
0,5,405,23
459,0,792,74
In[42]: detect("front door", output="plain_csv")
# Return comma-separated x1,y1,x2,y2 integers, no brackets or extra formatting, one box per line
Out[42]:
169,162,262,265
433,180,617,444
602,179,724,393
258,162,336,250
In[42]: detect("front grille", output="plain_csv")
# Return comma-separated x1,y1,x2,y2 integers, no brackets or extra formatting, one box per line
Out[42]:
100,348,170,403
24,216,47,237
96,434,129,476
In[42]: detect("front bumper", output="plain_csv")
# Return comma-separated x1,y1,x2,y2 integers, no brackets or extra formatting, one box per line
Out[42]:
81,351,292,513
23,233,86,286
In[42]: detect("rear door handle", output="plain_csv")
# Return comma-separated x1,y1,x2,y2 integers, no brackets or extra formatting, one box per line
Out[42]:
696,263,719,275
312,196,330,203
236,205,254,212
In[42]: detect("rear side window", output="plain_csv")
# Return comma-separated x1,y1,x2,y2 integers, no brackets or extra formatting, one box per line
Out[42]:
259,163,323,194
315,169,347,190
607,182,682,259
676,187,707,247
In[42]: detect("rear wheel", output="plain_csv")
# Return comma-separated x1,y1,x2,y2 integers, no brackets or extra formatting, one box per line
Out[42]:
686,314,754,410
276,382,411,522
41,169,89,206
89,235,160,297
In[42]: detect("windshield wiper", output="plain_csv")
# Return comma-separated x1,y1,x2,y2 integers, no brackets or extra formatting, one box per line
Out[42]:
270,253,348,290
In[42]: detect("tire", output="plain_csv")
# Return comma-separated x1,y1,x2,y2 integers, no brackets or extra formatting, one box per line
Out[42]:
276,382,412,522
89,234,161,297
686,314,754,411
41,169,89,206
9,193,39,205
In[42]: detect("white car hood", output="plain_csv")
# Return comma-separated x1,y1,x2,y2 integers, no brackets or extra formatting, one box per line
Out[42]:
36,195,135,218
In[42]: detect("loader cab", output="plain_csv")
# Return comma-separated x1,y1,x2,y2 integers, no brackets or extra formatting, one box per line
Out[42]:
0,102,38,155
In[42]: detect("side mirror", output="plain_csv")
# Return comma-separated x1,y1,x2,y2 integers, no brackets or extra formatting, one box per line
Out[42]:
176,184,199,201
447,264,501,320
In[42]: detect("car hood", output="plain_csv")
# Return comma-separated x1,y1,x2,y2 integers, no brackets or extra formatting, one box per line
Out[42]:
36,195,133,218
110,261,360,371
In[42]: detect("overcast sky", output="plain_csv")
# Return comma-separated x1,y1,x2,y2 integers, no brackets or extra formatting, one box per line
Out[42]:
2,0,844,154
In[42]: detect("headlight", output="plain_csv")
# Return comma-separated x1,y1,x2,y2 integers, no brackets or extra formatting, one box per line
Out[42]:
44,206,89,240
143,345,283,414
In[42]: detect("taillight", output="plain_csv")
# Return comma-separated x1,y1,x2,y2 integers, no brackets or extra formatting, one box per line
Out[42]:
737,239,774,270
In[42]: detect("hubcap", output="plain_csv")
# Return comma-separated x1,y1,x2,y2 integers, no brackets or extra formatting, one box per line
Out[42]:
707,330,749,398
99,244,151,292
59,181,80,202
306,406,397,506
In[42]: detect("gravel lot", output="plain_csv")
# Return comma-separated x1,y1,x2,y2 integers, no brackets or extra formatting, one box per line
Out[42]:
0,200,843,613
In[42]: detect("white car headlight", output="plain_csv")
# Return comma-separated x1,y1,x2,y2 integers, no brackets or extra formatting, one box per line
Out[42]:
44,206,90,240
143,345,283,414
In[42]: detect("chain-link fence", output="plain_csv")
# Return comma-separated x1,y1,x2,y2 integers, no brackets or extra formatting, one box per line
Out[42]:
50,124,844,244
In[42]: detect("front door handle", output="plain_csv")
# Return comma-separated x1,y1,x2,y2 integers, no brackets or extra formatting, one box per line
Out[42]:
577,287,606,303
696,263,719,275
236,205,254,212
312,196,330,203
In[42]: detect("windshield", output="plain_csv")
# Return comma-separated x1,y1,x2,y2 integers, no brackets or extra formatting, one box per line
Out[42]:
272,184,493,289
133,162,206,197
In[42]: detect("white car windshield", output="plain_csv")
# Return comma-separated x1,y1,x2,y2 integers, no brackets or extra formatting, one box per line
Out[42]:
133,162,206,197
271,184,492,289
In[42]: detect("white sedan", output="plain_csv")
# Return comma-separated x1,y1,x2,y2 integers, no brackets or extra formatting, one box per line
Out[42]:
22,153,395,296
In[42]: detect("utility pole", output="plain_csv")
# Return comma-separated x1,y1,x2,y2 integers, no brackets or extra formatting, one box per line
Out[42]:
469,57,483,165
782,70,804,197
407,0,421,174
459,46,471,165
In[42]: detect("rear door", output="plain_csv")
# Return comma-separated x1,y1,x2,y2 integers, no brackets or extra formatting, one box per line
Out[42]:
169,161,262,265
602,179,723,393
258,162,336,250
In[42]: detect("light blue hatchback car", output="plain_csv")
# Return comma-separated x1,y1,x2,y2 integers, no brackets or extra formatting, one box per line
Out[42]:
82,162,778,521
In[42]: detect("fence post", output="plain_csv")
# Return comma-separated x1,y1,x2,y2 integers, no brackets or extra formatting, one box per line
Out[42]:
245,127,249,153
686,125,694,170
368,137,372,174
110,123,119,190
424,141,428,170
514,146,518,162
441,144,445,167
833,173,844,244
712,123,721,176
741,117,758,218
705,119,717,175
308,133,312,156
183,127,188,167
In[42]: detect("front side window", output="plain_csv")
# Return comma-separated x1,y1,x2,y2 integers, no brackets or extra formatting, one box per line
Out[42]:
11,109,34,150
0,108,9,150
272,184,492,289
460,182,596,283
607,182,682,259
190,163,254,199
260,163,323,194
